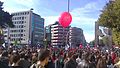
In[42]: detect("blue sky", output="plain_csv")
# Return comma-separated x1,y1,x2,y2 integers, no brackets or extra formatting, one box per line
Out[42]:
0,0,108,42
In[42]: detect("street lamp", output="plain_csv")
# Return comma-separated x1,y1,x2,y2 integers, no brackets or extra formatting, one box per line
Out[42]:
68,0,70,12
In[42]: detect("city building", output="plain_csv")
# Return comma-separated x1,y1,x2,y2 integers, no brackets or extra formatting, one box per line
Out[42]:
50,21,69,47
3,10,44,46
69,27,86,47
44,22,86,47
44,25,51,46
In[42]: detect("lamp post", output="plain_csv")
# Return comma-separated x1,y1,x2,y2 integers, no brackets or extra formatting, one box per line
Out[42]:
68,0,70,12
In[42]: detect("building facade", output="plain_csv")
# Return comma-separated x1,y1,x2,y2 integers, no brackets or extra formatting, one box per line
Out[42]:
50,21,69,47
44,25,51,46
3,10,44,46
69,27,86,47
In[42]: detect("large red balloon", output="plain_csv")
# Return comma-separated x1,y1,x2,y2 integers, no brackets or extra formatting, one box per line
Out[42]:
59,12,72,28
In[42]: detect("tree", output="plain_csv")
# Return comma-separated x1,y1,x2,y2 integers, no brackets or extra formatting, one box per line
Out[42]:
112,29,120,46
0,1,14,28
0,1,14,45
89,40,95,47
97,0,120,30
97,0,120,46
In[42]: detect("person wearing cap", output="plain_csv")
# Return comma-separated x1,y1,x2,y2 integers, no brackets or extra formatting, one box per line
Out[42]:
30,49,50,68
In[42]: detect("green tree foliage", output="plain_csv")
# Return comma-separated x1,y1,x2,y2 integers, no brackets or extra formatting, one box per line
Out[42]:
89,40,95,47
98,0,120,31
97,0,120,46
0,1,14,28
112,29,120,46
0,1,14,45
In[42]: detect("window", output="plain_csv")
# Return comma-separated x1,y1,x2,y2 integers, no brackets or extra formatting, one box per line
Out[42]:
16,13,18,16
21,34,23,37
21,25,24,28
21,30,23,32
14,18,16,20
19,21,21,24
13,34,15,37
17,13,19,16
21,21,24,24
19,25,20,28
20,17,21,20
4,35,7,37
18,30,20,32
14,22,16,24
25,12,26,15
22,17,24,20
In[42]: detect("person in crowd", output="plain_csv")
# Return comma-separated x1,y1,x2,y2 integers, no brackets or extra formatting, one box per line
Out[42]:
76,53,82,64
96,56,107,68
0,47,3,58
111,51,117,65
64,54,78,68
9,53,23,68
30,49,50,68
114,55,120,68
30,51,38,65
77,52,90,68
0,44,120,68
89,53,96,68
106,55,114,68
55,54,63,68
0,60,10,68
18,52,31,68
45,57,55,68
0,50,9,65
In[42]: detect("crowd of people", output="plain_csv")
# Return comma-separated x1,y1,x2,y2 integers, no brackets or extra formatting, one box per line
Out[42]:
0,45,120,68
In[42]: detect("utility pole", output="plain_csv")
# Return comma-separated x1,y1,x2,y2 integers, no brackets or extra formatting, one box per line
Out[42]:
68,0,70,12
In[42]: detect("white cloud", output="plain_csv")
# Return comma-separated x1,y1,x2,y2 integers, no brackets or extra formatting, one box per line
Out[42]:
71,2,100,17
44,16,59,26
14,0,34,7
84,33,95,43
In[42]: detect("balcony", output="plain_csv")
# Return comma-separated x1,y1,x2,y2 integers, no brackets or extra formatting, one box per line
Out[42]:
51,24,59,27
52,43,63,45
51,40,63,43
51,37,64,40
51,28,59,31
